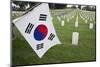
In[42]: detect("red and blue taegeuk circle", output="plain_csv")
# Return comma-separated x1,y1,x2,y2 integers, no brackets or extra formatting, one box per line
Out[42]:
34,24,48,41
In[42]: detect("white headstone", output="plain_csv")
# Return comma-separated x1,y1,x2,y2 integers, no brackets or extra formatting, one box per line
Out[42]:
67,18,69,22
72,15,74,18
61,20,64,26
75,21,78,27
89,23,93,29
64,15,65,19
93,17,95,21
88,17,89,20
57,16,61,22
72,32,79,45
90,18,92,21
75,15,78,28
85,20,87,23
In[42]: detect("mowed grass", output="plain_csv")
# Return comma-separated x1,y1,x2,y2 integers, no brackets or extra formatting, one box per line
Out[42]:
12,10,96,66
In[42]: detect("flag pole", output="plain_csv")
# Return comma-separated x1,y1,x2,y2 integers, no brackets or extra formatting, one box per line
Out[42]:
22,3,41,16
12,3,41,23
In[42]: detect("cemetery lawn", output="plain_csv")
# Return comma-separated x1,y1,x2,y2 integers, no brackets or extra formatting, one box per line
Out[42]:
12,10,96,66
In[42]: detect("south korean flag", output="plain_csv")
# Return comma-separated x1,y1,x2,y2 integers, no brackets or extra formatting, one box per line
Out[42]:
13,3,61,58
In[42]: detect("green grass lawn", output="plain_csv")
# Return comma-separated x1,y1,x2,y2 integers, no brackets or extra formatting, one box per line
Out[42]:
12,9,96,66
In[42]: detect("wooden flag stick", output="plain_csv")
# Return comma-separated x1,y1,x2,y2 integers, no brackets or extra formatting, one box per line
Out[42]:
12,3,41,23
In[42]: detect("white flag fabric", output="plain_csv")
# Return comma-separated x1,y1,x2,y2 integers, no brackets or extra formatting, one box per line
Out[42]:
13,3,61,58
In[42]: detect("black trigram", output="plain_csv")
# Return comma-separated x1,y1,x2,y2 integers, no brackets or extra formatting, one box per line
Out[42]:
25,23,34,34
36,43,44,50
48,33,55,41
39,14,47,21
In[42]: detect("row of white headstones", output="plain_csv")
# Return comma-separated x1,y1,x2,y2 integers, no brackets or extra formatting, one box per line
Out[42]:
56,9,95,29
79,10,95,29
53,9,95,45
56,10,77,26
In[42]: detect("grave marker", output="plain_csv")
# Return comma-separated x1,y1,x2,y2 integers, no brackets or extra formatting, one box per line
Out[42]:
67,18,69,22
75,15,78,28
85,20,87,23
61,20,65,26
72,32,79,45
89,23,93,29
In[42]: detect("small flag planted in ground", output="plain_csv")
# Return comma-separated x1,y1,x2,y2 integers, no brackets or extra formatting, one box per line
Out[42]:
13,3,61,58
